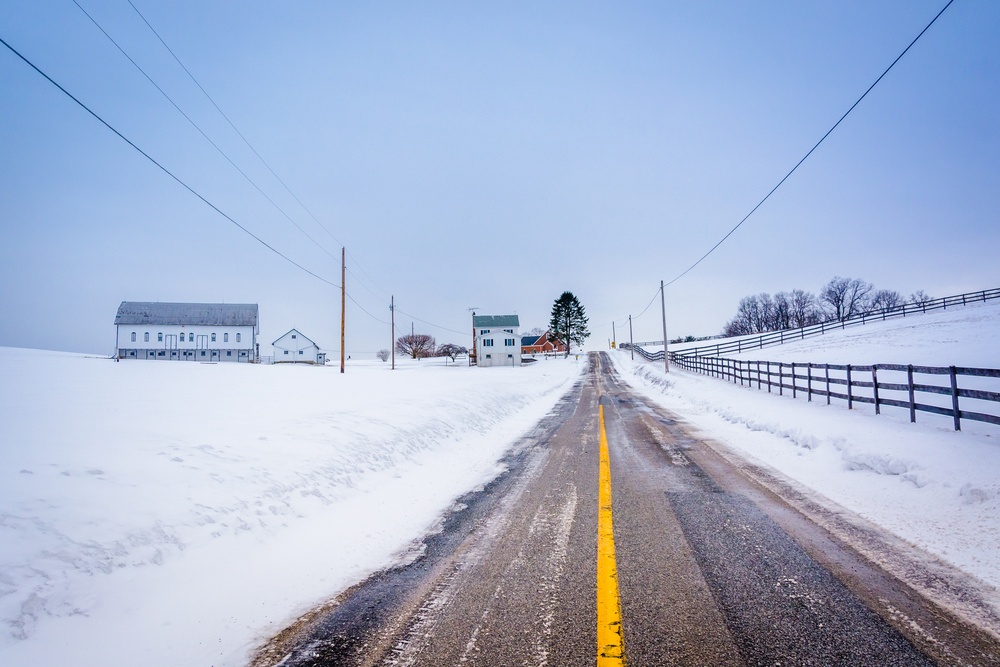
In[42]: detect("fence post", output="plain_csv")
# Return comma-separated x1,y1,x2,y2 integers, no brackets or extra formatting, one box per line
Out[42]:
846,365,853,409
872,365,880,415
767,361,772,393
807,364,812,402
950,366,961,431
825,364,830,405
779,363,784,397
757,360,761,390
792,363,797,399
907,365,916,423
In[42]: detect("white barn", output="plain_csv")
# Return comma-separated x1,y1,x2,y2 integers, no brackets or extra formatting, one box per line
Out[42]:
272,329,326,365
472,314,520,367
114,302,259,362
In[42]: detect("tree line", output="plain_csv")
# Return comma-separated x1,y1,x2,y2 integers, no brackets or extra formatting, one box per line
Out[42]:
722,277,933,337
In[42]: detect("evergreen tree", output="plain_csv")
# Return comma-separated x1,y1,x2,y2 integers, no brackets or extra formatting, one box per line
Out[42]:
549,291,590,356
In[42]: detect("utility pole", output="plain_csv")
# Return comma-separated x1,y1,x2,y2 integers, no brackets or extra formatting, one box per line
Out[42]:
390,295,395,370
660,280,669,373
629,315,634,361
612,321,616,349
340,247,346,374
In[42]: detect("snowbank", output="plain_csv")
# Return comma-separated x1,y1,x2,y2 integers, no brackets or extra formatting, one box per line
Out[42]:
0,349,584,666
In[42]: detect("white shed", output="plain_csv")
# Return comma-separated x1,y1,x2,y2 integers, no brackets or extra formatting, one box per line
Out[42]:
272,329,325,364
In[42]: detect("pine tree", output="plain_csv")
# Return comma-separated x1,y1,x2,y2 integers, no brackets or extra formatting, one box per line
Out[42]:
549,291,590,356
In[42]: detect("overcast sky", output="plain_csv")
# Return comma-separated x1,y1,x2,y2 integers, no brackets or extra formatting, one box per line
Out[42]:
1,1,997,356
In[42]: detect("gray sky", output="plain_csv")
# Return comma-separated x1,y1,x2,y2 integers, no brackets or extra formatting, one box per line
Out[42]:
1,1,997,355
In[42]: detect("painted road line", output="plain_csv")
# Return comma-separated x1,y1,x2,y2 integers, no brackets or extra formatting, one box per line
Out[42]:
597,401,625,665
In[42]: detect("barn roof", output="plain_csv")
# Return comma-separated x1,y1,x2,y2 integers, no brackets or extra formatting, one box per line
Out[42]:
473,315,519,328
521,335,541,346
114,302,258,326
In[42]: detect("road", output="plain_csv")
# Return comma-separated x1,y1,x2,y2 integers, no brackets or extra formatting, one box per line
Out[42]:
252,352,1000,666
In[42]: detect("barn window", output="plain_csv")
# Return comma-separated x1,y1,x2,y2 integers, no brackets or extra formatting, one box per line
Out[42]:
284,350,289,355
299,350,304,355
158,333,163,342
227,351,232,357
144,332,149,342
236,333,241,342
211,333,216,342
291,334,297,339
131,332,136,342
224,333,229,342
189,333,194,342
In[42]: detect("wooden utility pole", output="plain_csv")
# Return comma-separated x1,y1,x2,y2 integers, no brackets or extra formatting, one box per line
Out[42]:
660,280,669,373
629,315,634,361
340,247,346,374
612,321,616,349
390,295,395,370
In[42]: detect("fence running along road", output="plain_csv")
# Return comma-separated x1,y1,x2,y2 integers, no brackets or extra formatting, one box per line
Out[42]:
639,287,999,358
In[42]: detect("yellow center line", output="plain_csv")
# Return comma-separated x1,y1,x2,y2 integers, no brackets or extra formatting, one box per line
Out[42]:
597,399,625,665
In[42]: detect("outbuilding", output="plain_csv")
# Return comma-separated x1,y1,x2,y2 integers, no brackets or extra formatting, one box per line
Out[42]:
272,328,326,365
114,301,259,362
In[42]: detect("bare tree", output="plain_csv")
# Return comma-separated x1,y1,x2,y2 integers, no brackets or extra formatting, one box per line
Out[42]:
773,292,793,331
526,327,545,336
437,343,467,361
870,289,903,312
789,289,821,328
395,333,436,359
909,290,933,307
821,277,873,321
376,349,390,362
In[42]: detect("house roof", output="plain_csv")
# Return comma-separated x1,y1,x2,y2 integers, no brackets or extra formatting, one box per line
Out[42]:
521,335,541,346
272,328,318,348
473,315,519,328
114,302,258,326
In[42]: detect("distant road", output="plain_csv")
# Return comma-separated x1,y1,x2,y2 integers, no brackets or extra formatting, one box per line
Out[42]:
252,353,999,666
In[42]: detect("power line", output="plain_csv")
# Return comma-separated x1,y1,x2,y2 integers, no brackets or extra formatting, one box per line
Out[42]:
0,34,341,290
663,0,955,289
394,308,471,338
72,0,344,267
125,0,390,300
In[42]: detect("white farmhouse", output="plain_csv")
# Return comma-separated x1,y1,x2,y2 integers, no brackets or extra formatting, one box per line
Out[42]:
114,301,259,362
472,314,520,367
272,329,326,365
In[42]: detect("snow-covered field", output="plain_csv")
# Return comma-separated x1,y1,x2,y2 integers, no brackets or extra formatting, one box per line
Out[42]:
0,351,584,667
611,300,1000,617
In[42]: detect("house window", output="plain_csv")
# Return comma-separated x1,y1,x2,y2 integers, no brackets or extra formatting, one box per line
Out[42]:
158,333,163,342
483,339,493,347
211,333,216,342
480,329,490,334
224,333,229,343
505,338,515,346
236,333,241,342
485,354,492,359
504,329,513,333
131,332,136,342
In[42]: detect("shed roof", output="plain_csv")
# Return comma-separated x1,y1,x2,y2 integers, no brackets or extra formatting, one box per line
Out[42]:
114,302,258,326
473,315,519,328
521,335,541,346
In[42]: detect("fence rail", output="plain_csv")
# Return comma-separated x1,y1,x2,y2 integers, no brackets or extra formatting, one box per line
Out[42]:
638,287,1000,358
621,345,1000,431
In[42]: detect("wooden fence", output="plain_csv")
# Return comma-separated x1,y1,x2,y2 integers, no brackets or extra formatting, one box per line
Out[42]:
637,287,1000,358
650,350,1000,432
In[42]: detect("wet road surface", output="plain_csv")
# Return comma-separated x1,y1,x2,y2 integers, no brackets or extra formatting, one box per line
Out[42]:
251,353,1000,666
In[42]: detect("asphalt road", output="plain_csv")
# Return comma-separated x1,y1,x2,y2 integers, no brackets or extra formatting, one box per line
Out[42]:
251,352,1000,667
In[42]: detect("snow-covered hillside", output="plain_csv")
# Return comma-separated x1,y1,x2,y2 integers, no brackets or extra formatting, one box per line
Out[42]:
0,351,584,667
611,300,1000,625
